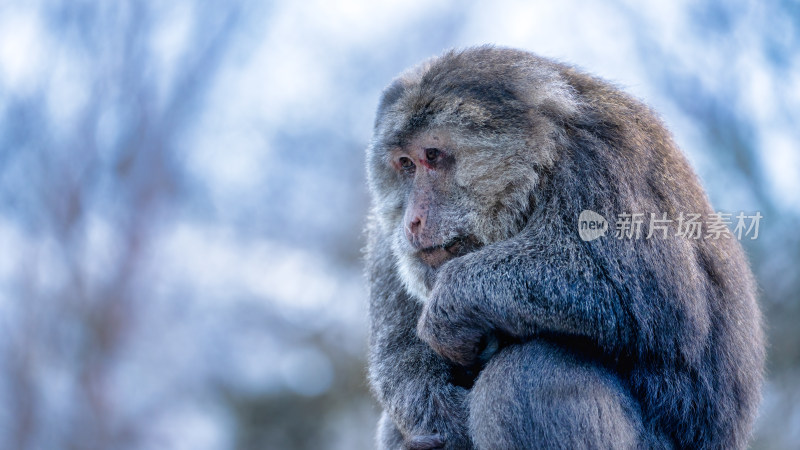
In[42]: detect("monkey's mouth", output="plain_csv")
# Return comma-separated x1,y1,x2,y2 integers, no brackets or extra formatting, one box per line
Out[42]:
418,235,481,268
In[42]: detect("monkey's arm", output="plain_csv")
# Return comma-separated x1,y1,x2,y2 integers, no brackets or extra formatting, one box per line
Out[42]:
418,222,702,367
368,240,473,449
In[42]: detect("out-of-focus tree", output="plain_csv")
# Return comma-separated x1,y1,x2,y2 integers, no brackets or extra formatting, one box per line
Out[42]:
0,1,242,447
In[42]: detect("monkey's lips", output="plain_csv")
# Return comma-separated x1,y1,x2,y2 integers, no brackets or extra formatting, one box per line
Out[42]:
418,236,481,268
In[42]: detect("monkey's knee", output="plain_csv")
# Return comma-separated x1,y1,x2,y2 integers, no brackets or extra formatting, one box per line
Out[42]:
377,412,405,450
468,340,643,450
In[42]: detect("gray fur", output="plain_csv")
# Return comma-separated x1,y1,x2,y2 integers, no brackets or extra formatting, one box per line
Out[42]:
365,46,764,449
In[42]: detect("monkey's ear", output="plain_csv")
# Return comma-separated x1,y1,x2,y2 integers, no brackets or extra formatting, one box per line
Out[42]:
375,79,406,126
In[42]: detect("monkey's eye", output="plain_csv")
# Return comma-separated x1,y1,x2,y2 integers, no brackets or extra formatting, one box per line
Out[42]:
425,148,440,162
398,156,415,172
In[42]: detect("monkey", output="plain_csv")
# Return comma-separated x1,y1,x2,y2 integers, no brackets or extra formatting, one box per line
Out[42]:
365,46,764,449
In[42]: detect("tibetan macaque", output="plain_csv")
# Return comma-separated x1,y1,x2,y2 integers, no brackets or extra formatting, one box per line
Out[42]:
365,46,764,449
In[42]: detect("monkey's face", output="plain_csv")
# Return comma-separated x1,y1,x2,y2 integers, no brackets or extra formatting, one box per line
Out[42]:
367,49,578,301
388,129,480,288
368,126,541,302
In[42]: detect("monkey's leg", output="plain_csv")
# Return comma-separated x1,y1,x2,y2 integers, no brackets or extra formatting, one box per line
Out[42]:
468,339,644,450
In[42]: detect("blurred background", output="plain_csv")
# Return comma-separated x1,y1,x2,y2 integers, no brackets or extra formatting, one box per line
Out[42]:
0,0,797,448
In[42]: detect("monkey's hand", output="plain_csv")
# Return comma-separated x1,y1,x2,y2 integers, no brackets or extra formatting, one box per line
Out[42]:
417,256,498,367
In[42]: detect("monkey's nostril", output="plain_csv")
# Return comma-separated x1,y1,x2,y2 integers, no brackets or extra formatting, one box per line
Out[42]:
409,216,422,234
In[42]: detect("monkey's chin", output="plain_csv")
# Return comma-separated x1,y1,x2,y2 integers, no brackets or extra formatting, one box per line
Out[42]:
393,234,483,303
397,254,453,303
394,251,434,303
394,235,484,303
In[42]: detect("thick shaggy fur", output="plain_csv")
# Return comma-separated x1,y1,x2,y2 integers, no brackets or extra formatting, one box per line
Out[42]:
366,46,764,449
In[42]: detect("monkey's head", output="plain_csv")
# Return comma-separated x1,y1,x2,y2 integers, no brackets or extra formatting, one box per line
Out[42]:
367,47,580,302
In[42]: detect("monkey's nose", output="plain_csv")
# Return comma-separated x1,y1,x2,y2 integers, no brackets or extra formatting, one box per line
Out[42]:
406,215,425,247
405,216,424,245
408,216,422,235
